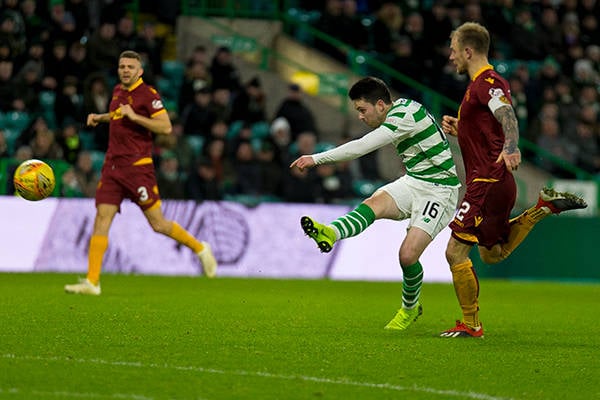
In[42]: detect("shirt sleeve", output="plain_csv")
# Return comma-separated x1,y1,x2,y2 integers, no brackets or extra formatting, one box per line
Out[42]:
312,125,396,164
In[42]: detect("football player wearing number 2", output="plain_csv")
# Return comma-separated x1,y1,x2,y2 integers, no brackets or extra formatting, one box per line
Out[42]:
65,51,217,295
440,22,586,338
291,76,461,331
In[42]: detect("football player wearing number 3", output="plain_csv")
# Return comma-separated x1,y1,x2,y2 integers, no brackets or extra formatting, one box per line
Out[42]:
291,76,461,331
65,51,217,295
440,22,586,338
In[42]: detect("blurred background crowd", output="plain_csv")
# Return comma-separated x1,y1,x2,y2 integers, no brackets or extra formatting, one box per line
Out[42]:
0,0,598,204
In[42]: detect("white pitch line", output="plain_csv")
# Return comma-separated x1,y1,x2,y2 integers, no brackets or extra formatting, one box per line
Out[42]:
2,354,514,400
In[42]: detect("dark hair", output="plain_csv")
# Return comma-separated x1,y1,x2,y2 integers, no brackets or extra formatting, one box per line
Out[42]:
348,76,392,105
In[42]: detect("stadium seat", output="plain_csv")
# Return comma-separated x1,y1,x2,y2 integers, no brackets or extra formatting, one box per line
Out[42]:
88,150,106,172
186,135,205,157
79,130,96,151
251,121,270,139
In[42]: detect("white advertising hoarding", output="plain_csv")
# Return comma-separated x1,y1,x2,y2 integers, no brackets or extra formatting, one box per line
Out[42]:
0,196,452,282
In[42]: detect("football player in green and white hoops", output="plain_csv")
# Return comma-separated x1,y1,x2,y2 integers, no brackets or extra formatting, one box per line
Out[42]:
290,76,460,331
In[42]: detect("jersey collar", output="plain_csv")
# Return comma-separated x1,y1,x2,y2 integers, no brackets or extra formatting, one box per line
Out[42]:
472,64,493,81
124,77,144,91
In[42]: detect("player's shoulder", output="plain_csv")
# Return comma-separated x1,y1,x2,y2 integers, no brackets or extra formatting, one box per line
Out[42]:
477,68,508,87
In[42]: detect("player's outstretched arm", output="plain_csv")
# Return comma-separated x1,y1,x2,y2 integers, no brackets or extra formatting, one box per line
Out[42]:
290,155,316,171
86,113,110,127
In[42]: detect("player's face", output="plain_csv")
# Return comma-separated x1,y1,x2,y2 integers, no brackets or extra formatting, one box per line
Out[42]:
353,98,387,128
449,36,467,74
118,57,143,87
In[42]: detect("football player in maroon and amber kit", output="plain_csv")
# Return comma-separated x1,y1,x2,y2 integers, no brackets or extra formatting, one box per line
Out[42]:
440,22,586,337
65,51,217,295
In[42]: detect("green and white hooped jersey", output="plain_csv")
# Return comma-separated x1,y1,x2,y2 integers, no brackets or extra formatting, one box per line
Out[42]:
312,98,460,187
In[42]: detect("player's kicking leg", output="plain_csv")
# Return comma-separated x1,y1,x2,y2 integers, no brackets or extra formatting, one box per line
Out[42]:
535,187,587,214
384,303,423,330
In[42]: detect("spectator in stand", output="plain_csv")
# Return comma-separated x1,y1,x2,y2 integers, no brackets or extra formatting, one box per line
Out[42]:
269,116,292,167
62,41,89,88
185,157,222,201
54,76,84,128
44,39,70,90
86,20,120,78
30,128,64,160
20,0,50,47
274,84,318,140
256,137,284,198
156,150,186,200
0,4,26,58
180,86,216,139
61,150,100,198
313,0,347,63
57,117,82,165
0,59,19,112
154,118,196,174
209,46,241,93
229,76,267,125
508,6,545,60
389,35,422,100
341,0,368,52
65,0,91,40
82,72,110,150
203,137,234,193
208,87,232,123
13,60,42,113
539,7,565,64
134,21,165,78
115,14,137,52
535,116,577,176
231,139,260,196
369,1,403,60
47,0,78,45
178,60,212,113
572,120,600,174
314,162,354,204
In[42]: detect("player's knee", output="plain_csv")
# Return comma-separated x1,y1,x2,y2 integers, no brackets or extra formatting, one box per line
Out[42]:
479,247,503,265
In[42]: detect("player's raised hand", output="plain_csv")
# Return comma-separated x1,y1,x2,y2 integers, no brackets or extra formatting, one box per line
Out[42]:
442,115,458,136
290,155,315,171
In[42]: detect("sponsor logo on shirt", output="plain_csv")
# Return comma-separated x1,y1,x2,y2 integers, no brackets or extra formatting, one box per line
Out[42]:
152,99,163,109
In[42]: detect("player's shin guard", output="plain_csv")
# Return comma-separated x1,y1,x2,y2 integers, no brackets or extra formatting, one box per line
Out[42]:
170,221,204,253
401,261,423,309
87,235,108,285
331,203,376,240
500,211,537,259
450,260,480,329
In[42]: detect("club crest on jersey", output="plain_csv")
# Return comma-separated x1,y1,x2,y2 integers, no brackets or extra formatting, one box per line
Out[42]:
488,88,510,104
152,99,163,109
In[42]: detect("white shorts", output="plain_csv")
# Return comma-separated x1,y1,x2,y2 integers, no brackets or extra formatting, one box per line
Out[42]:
378,175,459,239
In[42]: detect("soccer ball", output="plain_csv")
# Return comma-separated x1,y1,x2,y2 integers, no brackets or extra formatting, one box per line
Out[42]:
13,159,56,201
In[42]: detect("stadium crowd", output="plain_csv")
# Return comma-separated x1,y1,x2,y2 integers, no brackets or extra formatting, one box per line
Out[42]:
0,0,599,203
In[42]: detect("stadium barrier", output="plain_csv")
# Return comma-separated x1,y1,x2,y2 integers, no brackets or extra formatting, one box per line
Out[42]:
1,196,597,282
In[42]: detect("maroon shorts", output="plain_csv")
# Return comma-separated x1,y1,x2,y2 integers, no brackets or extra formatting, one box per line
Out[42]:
449,175,517,249
95,162,160,211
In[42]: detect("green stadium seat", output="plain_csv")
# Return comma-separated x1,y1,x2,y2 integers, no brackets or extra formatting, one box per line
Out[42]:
186,135,205,157
79,130,96,151
88,150,106,172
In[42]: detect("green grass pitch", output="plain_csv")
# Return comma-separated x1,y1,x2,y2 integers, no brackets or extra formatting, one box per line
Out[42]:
1,273,599,400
